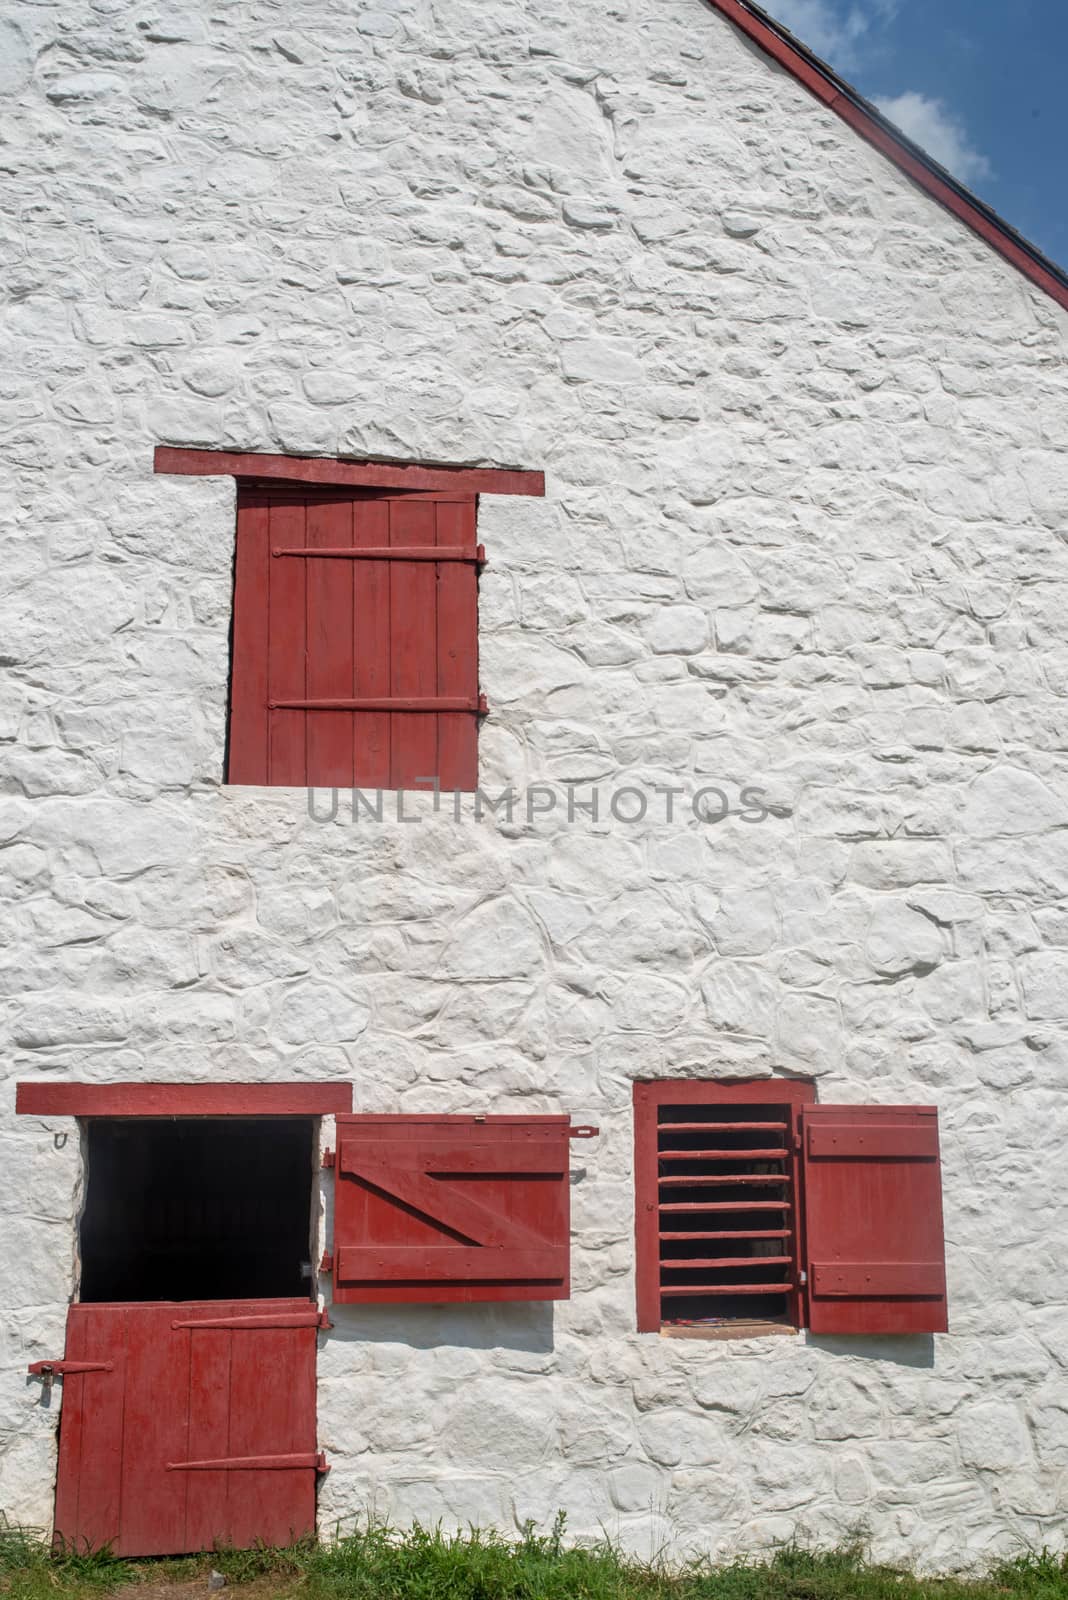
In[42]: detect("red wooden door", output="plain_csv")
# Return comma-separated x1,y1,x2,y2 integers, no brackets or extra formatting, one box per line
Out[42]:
53,1300,323,1555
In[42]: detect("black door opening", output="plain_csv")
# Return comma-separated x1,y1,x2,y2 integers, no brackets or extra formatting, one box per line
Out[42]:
78,1118,315,1302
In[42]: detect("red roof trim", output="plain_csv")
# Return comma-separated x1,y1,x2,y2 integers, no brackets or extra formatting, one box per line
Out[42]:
704,0,1068,316
15,1082,353,1117
154,447,545,498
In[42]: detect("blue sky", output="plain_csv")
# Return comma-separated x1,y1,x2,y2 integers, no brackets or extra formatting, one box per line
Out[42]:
764,0,1068,270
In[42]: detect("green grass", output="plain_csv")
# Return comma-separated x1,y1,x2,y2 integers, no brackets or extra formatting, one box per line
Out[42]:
2,1515,1067,1600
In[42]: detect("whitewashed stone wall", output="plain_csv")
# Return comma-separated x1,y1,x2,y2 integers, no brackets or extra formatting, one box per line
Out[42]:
2,0,1068,1569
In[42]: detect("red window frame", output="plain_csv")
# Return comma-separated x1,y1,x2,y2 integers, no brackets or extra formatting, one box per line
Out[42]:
634,1078,816,1335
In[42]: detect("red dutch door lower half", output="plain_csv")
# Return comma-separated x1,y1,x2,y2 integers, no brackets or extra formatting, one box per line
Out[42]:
53,1301,324,1557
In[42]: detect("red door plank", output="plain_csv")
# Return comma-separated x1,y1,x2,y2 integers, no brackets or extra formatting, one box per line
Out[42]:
267,499,307,785
306,496,355,788
183,1323,233,1552
117,1306,191,1555
353,497,391,789
435,499,478,792
228,497,271,784
226,1325,316,1548
388,498,438,790
52,1308,88,1548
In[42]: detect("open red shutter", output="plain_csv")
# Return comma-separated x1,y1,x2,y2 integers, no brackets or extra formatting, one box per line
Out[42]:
228,487,482,790
331,1115,572,1303
800,1104,948,1334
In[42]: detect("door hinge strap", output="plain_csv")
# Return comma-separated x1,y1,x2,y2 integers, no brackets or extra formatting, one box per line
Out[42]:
171,1311,331,1331
27,1360,113,1377
267,695,489,714
168,1451,329,1473
272,545,485,565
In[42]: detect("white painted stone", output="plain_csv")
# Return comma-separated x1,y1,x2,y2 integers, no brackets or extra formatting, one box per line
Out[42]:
2,0,1068,1568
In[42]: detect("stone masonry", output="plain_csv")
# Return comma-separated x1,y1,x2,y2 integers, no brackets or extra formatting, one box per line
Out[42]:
2,0,1068,1569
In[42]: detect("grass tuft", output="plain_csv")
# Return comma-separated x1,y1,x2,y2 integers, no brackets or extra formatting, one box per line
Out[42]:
2,1514,1067,1600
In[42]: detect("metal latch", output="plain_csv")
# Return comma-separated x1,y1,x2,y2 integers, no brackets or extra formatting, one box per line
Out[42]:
28,1360,112,1396
569,1125,599,1139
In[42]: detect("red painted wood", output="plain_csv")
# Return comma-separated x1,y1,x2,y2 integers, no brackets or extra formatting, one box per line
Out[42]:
52,1300,318,1556
118,1305,192,1555
331,1116,572,1303
389,497,438,789
436,499,479,792
306,495,355,788
227,1318,317,1549
353,495,391,789
154,446,546,497
806,1122,939,1160
633,1079,815,1334
227,486,483,792
266,498,307,785
183,1322,230,1552
701,0,1068,316
16,1082,352,1116
228,495,270,784
800,1104,948,1335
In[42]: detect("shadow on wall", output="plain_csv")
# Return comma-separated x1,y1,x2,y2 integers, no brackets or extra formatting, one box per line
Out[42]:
804,1333,936,1368
326,1299,556,1354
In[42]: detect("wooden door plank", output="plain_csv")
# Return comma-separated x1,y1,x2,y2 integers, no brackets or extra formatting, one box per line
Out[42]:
306,496,355,787
184,1321,233,1552
388,498,438,790
267,498,308,785
228,498,271,783
117,1307,191,1555
434,499,478,792
353,497,391,789
225,1325,316,1548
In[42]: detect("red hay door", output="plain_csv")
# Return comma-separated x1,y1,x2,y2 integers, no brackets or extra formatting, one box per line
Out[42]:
54,1300,321,1556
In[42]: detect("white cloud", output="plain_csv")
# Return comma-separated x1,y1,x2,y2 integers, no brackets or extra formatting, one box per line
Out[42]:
875,90,992,185
770,0,898,70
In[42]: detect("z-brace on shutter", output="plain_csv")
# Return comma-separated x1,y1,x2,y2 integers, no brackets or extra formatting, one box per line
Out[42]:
229,485,482,791
800,1104,948,1334
330,1116,573,1303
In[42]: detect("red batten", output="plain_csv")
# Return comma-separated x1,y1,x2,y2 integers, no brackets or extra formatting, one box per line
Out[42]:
154,446,545,497
704,0,1068,316
15,1082,353,1116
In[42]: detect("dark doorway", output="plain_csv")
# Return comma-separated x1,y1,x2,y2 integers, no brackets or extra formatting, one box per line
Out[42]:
79,1118,315,1302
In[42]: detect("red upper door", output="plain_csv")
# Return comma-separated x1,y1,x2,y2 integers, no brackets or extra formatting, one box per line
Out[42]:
332,1115,572,1303
54,1301,323,1556
800,1105,948,1334
229,486,481,791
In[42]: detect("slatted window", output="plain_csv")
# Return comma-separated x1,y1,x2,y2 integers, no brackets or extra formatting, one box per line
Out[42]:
635,1079,813,1336
228,484,483,791
634,1081,950,1339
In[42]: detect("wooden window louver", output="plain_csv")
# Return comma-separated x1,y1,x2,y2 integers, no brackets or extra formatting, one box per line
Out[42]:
635,1080,812,1333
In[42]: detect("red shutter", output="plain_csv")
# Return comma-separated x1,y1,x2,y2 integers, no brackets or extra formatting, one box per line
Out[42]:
331,1115,572,1303
229,486,482,791
800,1105,948,1334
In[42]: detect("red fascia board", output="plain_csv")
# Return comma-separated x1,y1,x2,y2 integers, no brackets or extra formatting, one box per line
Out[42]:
15,1082,353,1117
154,447,545,498
704,0,1068,317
